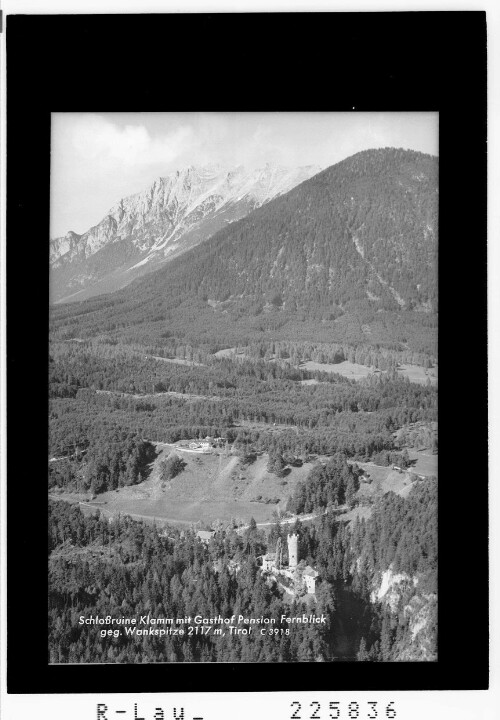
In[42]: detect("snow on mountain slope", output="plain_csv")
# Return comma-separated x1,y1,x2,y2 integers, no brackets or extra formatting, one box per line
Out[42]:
50,163,321,303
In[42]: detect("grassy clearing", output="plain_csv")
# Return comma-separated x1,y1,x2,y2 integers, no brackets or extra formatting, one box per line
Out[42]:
353,462,414,496
148,355,204,367
213,347,252,360
339,452,438,525
213,347,238,358
407,450,437,476
300,360,373,379
299,360,438,386
97,389,221,403
396,364,437,386
212,353,438,387
69,445,313,527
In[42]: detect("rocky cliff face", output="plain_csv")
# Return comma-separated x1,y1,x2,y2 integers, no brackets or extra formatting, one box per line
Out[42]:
50,163,320,303
371,566,437,661
50,231,82,264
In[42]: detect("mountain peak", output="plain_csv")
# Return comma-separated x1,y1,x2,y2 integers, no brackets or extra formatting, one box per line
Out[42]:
50,162,321,303
51,148,438,353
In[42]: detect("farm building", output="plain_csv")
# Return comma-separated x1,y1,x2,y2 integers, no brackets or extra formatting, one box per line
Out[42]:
196,530,215,544
188,441,212,452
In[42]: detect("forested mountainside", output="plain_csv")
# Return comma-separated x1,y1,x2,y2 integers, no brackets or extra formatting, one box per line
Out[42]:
49,477,436,663
50,148,438,356
50,164,320,303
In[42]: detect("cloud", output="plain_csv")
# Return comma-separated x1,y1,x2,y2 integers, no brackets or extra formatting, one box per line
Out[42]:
68,114,193,167
50,112,438,238
51,114,198,235
244,123,287,166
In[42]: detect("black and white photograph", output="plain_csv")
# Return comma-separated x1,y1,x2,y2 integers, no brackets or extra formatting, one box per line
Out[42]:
4,9,490,715
48,111,439,664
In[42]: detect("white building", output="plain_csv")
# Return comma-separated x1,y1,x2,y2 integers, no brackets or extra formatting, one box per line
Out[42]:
196,530,215,544
303,566,319,593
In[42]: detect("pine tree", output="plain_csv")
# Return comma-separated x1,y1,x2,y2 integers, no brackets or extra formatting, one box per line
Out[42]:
267,449,286,477
356,636,370,661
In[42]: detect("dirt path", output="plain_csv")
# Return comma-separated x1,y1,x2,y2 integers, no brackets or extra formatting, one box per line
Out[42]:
239,510,326,532
96,388,221,403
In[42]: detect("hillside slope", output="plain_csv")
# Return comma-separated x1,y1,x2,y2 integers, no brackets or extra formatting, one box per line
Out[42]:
50,163,320,303
51,148,438,354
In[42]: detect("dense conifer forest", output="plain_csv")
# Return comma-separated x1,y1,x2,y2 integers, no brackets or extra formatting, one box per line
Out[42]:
49,340,436,496
49,478,437,663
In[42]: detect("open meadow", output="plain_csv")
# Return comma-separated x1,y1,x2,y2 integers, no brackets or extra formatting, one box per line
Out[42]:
57,444,315,527
299,360,437,386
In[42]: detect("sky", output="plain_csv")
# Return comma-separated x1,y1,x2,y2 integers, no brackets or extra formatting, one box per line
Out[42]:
50,112,438,238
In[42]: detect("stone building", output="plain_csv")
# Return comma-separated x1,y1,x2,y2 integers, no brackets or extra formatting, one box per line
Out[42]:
262,553,276,571
303,566,319,593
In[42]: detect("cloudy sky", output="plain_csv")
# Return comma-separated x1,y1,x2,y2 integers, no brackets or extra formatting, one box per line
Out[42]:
51,112,438,238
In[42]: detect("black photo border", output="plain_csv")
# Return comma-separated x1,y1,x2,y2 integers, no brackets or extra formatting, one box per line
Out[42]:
6,11,488,693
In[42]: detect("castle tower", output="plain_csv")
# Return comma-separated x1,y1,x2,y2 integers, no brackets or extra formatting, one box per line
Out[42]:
287,533,299,569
